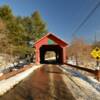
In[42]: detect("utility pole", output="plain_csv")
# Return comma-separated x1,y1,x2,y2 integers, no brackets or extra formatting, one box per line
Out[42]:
94,33,99,68
94,32,97,43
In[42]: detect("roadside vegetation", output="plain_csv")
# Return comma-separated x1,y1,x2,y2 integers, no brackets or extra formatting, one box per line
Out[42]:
68,37,100,69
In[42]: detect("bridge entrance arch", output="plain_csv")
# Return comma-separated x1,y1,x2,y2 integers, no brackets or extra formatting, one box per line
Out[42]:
40,45,63,64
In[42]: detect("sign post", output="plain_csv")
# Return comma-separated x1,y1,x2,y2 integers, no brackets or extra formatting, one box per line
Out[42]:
91,47,100,81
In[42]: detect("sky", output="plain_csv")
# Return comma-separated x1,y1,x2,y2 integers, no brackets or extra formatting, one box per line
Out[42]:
0,0,100,43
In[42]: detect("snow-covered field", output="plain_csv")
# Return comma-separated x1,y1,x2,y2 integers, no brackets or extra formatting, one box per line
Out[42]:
0,64,42,96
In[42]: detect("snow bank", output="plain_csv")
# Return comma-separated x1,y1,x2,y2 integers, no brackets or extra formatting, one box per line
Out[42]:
0,64,42,96
61,65,100,92
59,65,100,99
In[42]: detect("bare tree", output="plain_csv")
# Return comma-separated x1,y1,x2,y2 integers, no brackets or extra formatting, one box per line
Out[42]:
68,37,92,66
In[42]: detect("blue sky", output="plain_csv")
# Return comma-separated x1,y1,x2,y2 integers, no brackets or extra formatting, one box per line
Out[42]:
0,0,100,43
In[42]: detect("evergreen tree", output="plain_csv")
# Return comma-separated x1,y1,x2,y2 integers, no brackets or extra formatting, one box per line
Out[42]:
31,11,47,41
0,5,13,21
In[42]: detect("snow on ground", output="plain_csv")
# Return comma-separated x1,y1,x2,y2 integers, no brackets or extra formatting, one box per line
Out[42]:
62,65,100,92
67,59,77,65
61,65,100,92
0,64,42,96
45,57,56,60
67,59,96,70
67,60,100,92
59,65,100,100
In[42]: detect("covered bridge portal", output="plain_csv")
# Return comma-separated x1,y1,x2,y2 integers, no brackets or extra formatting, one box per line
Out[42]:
34,33,68,64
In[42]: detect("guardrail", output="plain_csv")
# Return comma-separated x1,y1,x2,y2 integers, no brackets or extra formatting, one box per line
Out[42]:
64,63,100,81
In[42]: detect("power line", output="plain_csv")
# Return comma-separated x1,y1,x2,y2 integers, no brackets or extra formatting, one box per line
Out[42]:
72,1,100,37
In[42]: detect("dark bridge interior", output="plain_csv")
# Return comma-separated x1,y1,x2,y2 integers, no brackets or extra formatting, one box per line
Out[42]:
40,45,63,64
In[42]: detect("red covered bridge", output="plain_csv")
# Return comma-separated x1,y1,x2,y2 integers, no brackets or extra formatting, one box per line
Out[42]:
34,33,68,64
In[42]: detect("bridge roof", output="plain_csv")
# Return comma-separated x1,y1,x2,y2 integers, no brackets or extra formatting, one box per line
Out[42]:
34,33,68,47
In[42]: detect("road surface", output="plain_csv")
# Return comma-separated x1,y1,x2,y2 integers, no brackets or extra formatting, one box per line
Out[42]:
0,64,75,100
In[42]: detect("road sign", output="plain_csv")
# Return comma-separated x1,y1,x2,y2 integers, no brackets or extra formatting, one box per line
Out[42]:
91,47,100,59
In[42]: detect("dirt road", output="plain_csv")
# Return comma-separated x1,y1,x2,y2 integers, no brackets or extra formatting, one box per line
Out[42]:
0,64,75,100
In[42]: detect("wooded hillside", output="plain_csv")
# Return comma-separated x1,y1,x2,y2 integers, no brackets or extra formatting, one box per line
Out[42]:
0,5,47,57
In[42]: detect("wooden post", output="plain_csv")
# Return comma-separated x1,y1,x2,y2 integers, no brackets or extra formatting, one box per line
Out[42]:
95,70,100,81
95,57,100,81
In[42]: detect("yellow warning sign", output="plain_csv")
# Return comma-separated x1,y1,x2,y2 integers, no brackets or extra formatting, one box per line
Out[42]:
91,47,100,59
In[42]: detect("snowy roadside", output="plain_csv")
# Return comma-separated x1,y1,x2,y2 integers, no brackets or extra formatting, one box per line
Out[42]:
67,59,96,70
58,65,100,100
62,65,100,91
0,64,42,96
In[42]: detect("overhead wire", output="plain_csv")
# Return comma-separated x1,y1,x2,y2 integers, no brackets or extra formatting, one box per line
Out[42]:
72,1,100,37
